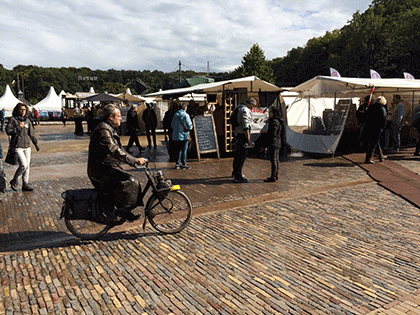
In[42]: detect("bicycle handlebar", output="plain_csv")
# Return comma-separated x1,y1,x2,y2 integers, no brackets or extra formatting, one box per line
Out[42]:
134,159,149,170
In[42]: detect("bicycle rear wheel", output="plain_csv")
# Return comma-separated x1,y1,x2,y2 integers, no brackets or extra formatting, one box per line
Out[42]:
147,190,192,234
65,218,110,240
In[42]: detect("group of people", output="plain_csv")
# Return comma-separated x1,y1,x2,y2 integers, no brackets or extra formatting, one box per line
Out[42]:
231,98,284,183
356,94,406,164
125,102,159,153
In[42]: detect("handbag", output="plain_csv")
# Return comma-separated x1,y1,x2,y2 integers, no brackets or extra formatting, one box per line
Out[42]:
5,137,17,165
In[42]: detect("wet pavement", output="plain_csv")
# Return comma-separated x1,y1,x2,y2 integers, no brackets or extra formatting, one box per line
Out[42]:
1,123,420,314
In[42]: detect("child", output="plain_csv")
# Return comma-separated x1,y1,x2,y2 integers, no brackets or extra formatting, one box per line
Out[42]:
264,107,283,182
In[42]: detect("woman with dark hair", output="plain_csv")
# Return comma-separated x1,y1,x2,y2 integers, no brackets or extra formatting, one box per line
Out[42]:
264,107,283,182
6,103,39,191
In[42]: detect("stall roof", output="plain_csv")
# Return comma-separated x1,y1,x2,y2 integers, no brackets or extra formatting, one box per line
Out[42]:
146,76,283,97
290,76,420,95
84,93,122,102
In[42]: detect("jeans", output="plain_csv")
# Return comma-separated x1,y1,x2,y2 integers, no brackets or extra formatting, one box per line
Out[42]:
174,140,189,166
14,147,31,184
232,134,248,179
391,124,402,150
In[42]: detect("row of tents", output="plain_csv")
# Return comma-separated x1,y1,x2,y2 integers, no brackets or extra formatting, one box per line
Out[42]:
0,85,156,118
2,75,420,155
0,85,68,117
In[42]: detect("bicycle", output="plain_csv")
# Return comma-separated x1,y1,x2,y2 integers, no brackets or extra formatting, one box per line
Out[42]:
60,160,193,240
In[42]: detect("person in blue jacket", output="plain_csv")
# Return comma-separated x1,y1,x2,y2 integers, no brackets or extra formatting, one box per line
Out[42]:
171,102,193,169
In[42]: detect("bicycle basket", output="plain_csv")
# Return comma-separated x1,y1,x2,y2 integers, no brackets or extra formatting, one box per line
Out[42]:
155,179,172,197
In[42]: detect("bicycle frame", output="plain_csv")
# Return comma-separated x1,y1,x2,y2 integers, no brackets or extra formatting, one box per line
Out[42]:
136,163,181,230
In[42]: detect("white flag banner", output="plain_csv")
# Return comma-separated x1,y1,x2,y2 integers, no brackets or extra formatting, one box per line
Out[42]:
370,69,381,79
330,68,341,77
404,72,415,80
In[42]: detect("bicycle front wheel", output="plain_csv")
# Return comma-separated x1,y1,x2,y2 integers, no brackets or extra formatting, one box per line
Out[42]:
147,190,192,234
65,218,110,240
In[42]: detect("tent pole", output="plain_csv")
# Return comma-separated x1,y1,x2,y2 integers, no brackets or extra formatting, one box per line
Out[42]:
412,91,415,144
308,95,311,130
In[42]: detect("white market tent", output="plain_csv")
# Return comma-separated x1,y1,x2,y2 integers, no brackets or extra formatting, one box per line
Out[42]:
35,86,62,111
286,76,420,155
0,85,20,117
146,76,282,97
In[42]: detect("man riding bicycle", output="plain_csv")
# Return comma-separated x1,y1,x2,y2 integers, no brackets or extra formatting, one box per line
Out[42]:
87,104,147,222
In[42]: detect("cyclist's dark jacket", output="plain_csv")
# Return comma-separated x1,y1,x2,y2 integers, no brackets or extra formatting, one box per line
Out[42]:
88,120,140,208
88,121,136,170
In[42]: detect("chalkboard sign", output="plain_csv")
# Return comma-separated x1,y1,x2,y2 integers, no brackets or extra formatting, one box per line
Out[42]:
193,114,220,161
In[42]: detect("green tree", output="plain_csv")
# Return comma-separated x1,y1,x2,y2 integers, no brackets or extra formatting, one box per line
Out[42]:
233,44,275,83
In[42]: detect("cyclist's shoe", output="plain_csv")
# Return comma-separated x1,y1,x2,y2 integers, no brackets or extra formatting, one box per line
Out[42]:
125,211,141,222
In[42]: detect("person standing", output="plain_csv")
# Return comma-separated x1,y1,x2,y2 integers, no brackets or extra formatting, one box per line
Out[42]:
356,96,370,149
0,108,5,132
74,105,84,135
6,103,40,191
171,103,193,169
163,102,177,161
126,104,144,154
412,102,420,156
364,96,387,164
0,140,5,197
61,108,68,126
33,108,40,125
390,94,405,152
232,98,255,183
142,103,158,148
264,107,283,182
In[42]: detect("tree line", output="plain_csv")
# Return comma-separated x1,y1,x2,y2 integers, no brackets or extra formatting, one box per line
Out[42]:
1,0,418,104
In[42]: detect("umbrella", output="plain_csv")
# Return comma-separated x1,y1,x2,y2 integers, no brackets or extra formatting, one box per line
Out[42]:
83,93,122,103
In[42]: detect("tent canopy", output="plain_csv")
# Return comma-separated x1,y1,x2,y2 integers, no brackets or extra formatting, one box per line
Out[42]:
35,86,62,111
116,93,144,103
290,76,420,96
0,85,20,116
84,93,122,103
286,76,420,155
146,76,283,97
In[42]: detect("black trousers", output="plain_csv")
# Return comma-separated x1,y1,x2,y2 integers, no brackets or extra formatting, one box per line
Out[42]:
232,134,249,179
268,145,280,177
127,131,142,150
415,126,420,154
89,166,142,210
145,126,157,147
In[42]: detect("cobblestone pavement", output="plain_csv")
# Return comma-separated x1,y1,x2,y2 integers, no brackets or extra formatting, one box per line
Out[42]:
1,124,420,314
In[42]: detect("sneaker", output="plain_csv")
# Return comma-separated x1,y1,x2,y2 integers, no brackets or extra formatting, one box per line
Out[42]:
174,165,181,169
10,180,18,191
181,164,191,169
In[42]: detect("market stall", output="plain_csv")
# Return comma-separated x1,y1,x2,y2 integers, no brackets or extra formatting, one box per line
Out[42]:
287,76,420,155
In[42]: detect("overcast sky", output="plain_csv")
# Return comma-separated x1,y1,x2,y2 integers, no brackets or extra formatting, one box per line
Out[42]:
1,0,373,73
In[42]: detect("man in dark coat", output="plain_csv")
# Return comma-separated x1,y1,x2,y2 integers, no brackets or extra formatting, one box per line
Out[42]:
364,96,388,164
142,103,158,148
126,104,144,153
88,104,147,221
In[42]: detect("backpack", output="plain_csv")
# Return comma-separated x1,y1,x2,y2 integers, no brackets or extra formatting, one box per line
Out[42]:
229,107,239,128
